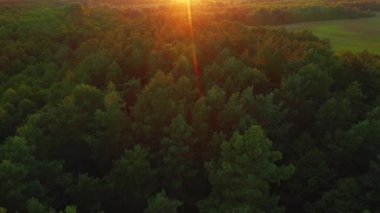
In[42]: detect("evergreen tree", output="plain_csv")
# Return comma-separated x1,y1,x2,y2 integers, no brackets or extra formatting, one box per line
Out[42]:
198,126,294,213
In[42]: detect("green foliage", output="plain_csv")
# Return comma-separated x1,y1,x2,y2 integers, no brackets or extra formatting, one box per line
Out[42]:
106,145,155,211
61,206,77,213
145,191,183,213
198,126,294,212
66,174,103,212
160,115,197,189
26,198,49,213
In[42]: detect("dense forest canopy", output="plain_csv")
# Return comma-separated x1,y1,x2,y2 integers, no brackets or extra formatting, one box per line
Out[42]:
1,0,380,212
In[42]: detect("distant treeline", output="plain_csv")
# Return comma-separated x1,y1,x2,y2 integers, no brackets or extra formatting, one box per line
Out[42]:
339,0,380,11
89,0,380,26
244,5,374,25
209,0,380,26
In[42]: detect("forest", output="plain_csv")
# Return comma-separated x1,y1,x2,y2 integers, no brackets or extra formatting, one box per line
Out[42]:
1,0,380,212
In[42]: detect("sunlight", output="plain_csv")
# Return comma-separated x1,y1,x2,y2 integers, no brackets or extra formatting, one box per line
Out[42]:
185,0,201,92
175,0,198,4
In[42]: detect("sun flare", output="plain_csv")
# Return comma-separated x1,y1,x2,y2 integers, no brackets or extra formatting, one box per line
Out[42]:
174,0,198,4
184,0,201,92
174,0,187,4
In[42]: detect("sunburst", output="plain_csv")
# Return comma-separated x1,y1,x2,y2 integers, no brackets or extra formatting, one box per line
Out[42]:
184,0,201,92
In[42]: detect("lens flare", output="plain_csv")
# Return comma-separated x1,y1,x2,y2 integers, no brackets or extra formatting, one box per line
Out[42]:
186,0,201,93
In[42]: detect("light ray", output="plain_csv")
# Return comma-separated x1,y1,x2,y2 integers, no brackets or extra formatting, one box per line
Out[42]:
186,0,201,93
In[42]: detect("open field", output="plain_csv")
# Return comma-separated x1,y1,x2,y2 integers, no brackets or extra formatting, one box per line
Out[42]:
279,13,380,54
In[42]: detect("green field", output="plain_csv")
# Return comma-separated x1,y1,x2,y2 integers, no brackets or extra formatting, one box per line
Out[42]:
279,13,380,55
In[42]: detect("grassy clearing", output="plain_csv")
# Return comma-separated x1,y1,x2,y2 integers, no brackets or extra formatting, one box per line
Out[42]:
278,13,380,54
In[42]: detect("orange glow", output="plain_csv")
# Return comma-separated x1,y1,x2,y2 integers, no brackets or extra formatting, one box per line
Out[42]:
185,0,201,92
175,0,200,4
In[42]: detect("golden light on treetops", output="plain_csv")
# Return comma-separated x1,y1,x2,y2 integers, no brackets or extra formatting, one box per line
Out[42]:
186,0,201,93
175,0,201,92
